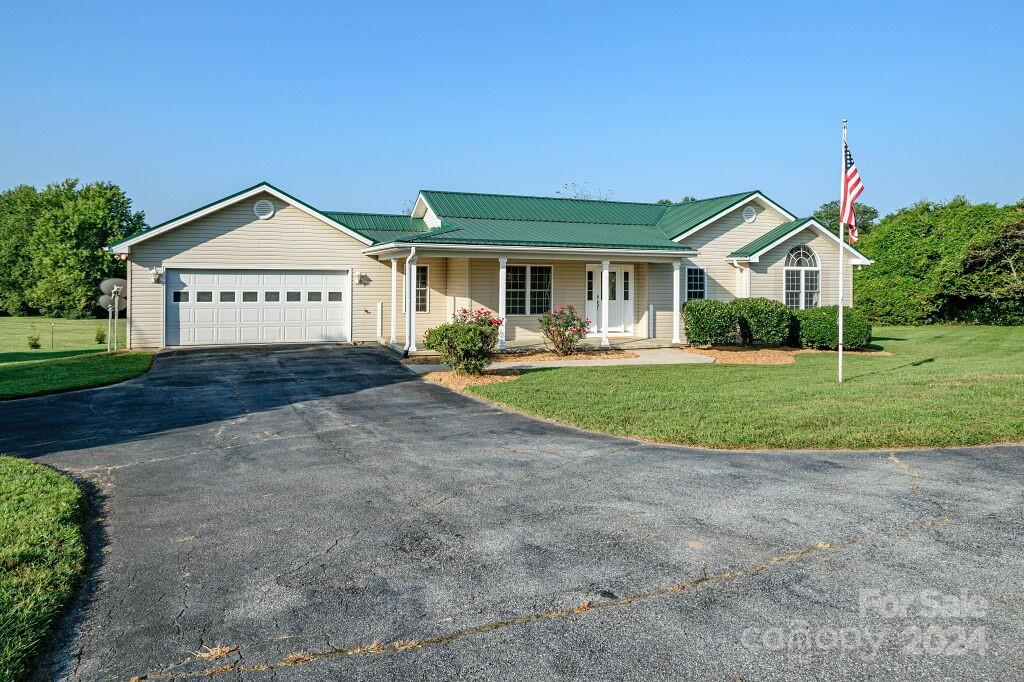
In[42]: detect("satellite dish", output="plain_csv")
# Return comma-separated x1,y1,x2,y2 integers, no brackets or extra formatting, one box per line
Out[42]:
98,293,126,311
100,278,128,295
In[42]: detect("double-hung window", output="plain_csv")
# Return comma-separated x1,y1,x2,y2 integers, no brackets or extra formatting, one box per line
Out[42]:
415,265,429,313
686,267,706,300
505,265,552,315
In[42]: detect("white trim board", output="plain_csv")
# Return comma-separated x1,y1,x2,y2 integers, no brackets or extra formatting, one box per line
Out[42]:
109,183,372,253
671,193,797,243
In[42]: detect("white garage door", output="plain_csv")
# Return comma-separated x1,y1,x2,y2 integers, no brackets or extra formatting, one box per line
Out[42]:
166,269,351,346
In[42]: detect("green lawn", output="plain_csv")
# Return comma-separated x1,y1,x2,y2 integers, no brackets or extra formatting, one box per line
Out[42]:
0,456,87,681
0,317,153,399
471,326,1024,449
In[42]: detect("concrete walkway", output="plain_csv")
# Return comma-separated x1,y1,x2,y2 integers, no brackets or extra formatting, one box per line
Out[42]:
403,347,713,374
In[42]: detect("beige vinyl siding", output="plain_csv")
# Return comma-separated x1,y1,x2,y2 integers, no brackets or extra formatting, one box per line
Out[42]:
648,262,677,339
633,263,648,337
749,231,853,306
126,192,411,347
685,200,791,300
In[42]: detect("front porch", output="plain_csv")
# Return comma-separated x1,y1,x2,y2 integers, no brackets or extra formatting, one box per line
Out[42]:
366,247,693,353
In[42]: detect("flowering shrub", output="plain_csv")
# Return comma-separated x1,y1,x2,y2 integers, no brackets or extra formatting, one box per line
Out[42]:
423,308,503,375
538,305,591,355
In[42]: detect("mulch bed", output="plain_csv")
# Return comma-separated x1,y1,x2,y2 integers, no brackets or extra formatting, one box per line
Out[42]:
421,368,521,390
685,345,892,365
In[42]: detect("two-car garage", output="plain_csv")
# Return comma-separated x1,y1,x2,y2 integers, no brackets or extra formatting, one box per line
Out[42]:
165,269,351,346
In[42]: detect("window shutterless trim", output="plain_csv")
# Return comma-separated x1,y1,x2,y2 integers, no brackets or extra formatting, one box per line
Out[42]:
504,264,554,317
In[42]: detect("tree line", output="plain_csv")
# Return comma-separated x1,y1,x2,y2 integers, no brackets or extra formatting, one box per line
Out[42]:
0,180,143,318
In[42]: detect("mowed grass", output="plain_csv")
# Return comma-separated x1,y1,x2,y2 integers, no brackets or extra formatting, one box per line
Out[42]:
0,456,87,681
0,317,153,399
470,326,1024,449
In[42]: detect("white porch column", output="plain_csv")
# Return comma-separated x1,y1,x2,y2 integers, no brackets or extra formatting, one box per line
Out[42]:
672,260,682,344
389,257,398,344
497,257,507,350
600,260,610,348
407,251,418,352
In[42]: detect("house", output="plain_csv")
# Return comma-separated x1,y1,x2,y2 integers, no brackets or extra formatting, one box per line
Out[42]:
107,182,870,350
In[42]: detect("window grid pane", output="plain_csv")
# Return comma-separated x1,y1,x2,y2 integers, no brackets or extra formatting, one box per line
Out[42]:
623,271,630,301
586,270,593,301
219,291,235,303
686,268,706,300
608,271,617,301
506,266,527,315
265,291,280,302
416,266,428,312
529,266,552,314
197,291,212,302
308,291,322,302
242,291,257,302
328,291,343,302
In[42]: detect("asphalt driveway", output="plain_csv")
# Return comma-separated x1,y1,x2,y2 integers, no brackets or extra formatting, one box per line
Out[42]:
2,345,1022,681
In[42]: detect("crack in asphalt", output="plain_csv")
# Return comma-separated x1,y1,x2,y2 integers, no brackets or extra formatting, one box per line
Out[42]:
129,453,955,680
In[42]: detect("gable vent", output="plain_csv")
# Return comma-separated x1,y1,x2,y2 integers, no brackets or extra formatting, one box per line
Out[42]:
742,205,757,223
253,199,275,220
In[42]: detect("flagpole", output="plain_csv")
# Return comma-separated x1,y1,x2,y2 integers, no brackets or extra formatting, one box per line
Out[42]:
838,118,847,384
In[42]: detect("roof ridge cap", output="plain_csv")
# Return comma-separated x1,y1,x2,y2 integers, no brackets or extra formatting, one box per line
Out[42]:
420,188,666,208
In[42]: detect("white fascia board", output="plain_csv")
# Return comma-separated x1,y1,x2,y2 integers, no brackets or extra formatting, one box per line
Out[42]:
746,219,872,264
363,242,697,258
671,193,798,243
109,183,372,253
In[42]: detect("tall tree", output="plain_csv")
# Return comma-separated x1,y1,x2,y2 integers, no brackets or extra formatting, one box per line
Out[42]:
0,184,44,314
656,196,698,205
20,180,145,318
813,200,880,236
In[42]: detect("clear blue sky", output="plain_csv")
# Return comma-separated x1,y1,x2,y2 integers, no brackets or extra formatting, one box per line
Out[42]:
3,1,1021,225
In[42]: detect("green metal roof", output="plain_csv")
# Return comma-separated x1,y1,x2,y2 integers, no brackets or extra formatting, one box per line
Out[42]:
420,190,670,226
726,218,870,262
395,216,692,251
727,219,815,259
320,211,429,245
654,191,765,239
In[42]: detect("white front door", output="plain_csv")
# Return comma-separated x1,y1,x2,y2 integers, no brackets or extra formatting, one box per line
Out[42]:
165,269,351,346
585,265,634,335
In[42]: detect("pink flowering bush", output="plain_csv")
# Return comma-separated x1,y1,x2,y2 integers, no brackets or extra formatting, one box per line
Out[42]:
538,305,591,355
423,307,503,375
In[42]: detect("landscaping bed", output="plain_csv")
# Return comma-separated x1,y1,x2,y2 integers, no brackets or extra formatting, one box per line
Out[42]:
422,368,521,391
685,346,892,365
0,456,87,681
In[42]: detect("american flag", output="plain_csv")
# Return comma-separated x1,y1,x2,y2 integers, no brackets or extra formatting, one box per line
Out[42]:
840,141,864,242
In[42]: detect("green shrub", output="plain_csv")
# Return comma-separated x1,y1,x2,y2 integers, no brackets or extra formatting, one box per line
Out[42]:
423,308,502,375
538,305,590,355
682,299,738,346
730,297,793,346
26,334,40,349
95,327,106,345
795,306,872,349
854,197,1024,325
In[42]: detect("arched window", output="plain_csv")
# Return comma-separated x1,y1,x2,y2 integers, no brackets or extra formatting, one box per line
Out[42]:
784,245,820,309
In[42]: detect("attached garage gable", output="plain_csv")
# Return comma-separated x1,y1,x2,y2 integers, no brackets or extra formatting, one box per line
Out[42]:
124,186,385,348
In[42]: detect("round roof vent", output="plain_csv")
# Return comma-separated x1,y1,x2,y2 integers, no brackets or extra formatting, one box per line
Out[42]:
253,199,275,220
742,205,757,223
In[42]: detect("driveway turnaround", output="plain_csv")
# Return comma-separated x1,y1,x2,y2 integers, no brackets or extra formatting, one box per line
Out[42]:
2,345,1021,681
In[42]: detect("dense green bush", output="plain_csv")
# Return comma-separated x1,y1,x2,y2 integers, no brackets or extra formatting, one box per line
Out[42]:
682,299,737,345
423,308,502,375
730,297,793,346
795,306,872,349
855,197,1024,324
